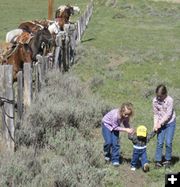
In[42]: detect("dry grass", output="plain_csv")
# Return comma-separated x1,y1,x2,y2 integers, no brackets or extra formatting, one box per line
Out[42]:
152,0,180,3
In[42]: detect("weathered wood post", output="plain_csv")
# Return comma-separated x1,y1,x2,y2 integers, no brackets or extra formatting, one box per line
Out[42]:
0,65,15,153
23,63,32,111
54,33,61,69
44,56,49,72
77,19,81,43
36,55,46,85
17,71,23,121
48,0,54,20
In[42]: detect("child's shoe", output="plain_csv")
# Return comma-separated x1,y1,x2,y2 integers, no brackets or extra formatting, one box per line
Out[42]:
162,160,171,168
112,162,120,167
104,157,110,164
155,161,162,168
143,163,149,172
130,166,136,171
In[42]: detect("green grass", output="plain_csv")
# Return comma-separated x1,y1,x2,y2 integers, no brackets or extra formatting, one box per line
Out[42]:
0,0,89,42
0,0,180,186
73,0,180,186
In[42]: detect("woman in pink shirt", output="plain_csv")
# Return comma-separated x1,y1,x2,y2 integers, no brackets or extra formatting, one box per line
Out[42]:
153,84,176,168
102,102,134,166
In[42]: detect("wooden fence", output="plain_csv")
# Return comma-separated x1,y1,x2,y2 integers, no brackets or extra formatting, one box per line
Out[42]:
0,0,93,153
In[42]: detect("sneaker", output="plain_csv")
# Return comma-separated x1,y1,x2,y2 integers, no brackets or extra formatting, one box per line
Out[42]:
105,157,110,161
131,166,136,171
104,157,110,164
162,160,171,168
112,162,120,167
143,163,150,172
155,161,162,168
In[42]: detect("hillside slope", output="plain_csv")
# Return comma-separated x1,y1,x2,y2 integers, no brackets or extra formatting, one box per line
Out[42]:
0,0,179,187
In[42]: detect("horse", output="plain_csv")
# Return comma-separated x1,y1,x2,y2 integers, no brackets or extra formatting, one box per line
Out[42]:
53,5,80,31
6,26,54,61
27,27,54,60
3,26,54,81
56,5,80,19
1,42,32,82
18,21,44,33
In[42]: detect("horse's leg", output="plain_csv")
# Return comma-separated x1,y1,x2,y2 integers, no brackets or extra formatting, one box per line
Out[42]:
13,67,18,82
12,56,19,82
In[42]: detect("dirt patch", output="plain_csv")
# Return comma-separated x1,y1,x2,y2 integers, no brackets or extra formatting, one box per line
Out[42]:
120,165,148,187
106,54,127,70
93,128,149,187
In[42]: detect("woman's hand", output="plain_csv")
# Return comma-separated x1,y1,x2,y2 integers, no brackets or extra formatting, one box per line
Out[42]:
153,123,161,131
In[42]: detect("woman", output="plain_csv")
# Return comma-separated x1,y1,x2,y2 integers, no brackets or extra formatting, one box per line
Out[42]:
153,84,176,168
101,102,134,166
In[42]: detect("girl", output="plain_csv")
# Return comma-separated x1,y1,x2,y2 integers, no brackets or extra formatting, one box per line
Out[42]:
102,102,134,166
153,84,176,168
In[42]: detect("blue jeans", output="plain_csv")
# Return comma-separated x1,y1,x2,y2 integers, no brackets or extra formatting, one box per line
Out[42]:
102,124,120,163
131,148,148,168
155,120,176,162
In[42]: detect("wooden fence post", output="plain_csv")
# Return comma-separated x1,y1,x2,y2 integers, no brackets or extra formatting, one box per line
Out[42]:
34,63,40,96
23,63,32,111
36,55,46,85
44,56,49,72
0,65,5,145
77,19,81,42
17,71,23,121
48,0,54,20
0,65,15,152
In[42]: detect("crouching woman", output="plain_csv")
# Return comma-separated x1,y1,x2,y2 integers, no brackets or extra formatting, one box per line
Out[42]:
101,102,134,166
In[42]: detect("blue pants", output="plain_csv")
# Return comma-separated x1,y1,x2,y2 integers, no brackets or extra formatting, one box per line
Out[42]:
131,148,148,168
102,124,120,163
155,120,176,162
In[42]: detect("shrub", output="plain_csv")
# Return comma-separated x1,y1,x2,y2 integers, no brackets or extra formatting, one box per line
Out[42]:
0,71,109,186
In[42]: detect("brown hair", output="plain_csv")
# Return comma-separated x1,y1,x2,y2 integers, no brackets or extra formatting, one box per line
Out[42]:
156,84,167,96
119,102,134,117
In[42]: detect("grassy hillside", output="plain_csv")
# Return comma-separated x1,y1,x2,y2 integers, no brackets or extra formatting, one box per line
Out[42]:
0,0,180,187
74,0,180,186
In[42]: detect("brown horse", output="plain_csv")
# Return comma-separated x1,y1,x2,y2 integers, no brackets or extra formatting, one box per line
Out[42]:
1,42,32,82
18,22,54,59
55,5,80,30
18,21,44,33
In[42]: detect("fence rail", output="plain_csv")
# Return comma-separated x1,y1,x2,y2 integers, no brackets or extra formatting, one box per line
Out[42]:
0,0,93,152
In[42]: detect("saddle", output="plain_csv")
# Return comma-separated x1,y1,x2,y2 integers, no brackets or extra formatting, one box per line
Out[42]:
16,32,32,44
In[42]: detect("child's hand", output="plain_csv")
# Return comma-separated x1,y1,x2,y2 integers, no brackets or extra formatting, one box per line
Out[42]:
126,128,134,134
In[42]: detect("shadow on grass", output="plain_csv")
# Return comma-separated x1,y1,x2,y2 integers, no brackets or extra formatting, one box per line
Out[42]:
161,155,180,166
171,156,179,165
81,38,95,43
121,156,131,164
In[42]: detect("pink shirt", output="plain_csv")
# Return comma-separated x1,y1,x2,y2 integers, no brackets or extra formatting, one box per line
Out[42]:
153,95,176,125
102,109,130,131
